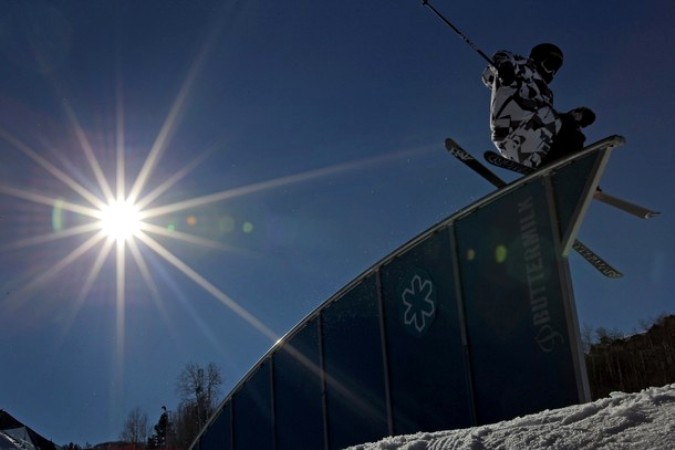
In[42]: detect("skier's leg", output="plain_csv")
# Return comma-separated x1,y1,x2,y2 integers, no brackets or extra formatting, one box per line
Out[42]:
541,113,585,166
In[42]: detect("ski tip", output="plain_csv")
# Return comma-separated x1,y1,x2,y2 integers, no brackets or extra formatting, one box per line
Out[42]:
445,137,458,147
645,211,661,219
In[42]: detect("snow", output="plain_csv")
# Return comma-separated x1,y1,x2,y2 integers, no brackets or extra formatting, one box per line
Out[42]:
347,384,675,450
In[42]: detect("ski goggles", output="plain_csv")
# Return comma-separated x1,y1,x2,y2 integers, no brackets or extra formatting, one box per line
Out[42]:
540,54,563,75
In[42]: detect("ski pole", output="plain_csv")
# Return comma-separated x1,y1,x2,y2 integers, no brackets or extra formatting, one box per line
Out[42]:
421,0,495,67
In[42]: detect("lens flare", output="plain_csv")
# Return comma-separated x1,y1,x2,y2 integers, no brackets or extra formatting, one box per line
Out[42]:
495,245,508,263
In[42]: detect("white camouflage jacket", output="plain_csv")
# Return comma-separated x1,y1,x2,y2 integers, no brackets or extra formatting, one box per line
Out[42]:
482,50,562,167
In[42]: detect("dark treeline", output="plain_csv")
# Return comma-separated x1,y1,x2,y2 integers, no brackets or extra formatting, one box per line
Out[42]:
586,314,675,400
100,362,223,450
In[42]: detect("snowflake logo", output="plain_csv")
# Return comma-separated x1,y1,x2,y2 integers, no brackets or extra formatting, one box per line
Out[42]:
400,270,436,337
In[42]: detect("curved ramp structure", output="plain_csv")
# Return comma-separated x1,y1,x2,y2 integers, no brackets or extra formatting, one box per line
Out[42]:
192,136,623,450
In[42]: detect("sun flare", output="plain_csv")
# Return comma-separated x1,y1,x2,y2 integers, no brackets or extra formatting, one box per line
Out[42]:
99,199,142,242
0,69,423,368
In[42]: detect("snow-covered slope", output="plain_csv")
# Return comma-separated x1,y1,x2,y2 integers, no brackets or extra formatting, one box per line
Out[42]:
348,384,675,450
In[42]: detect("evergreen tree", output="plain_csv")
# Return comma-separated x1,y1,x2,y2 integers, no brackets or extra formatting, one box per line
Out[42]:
147,406,170,449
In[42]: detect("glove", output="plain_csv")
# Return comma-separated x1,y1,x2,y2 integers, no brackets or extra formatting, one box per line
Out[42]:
496,61,515,85
568,107,596,128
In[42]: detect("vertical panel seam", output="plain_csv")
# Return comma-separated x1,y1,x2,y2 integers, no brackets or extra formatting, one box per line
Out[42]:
448,223,478,426
375,268,395,436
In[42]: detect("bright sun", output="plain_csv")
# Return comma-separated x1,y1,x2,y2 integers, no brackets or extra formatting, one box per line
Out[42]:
99,200,142,242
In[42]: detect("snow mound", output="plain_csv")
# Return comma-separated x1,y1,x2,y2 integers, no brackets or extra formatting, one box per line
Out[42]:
348,384,675,450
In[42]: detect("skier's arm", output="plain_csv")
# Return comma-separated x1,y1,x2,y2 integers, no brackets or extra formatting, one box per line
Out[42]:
493,51,516,85
482,50,516,87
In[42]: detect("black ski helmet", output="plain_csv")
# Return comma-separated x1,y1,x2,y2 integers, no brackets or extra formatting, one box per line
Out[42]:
530,43,563,82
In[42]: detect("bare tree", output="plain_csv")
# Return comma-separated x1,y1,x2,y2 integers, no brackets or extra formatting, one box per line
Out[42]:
175,362,222,447
120,407,149,447
173,402,201,449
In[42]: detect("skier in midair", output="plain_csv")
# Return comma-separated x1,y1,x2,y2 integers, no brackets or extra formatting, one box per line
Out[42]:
482,43,596,168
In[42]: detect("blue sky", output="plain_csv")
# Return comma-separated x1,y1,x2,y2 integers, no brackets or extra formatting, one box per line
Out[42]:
0,0,673,445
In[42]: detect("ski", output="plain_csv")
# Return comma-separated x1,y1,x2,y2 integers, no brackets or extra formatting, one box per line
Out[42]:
593,190,659,219
484,150,659,219
571,241,622,279
445,138,623,278
446,140,507,188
